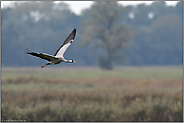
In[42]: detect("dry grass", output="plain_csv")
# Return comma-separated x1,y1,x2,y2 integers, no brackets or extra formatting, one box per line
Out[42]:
1,67,183,121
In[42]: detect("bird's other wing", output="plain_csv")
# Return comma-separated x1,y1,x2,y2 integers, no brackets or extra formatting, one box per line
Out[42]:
54,28,76,58
26,49,57,61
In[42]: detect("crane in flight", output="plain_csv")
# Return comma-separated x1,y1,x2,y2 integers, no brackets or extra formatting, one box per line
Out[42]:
26,28,77,68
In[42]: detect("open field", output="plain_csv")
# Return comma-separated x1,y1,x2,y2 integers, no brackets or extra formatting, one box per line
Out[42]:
2,66,182,80
1,66,183,121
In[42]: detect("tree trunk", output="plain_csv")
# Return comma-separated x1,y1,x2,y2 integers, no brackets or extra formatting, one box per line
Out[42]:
106,50,113,70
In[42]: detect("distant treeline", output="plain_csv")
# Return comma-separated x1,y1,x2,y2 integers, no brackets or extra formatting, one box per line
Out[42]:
1,1,183,67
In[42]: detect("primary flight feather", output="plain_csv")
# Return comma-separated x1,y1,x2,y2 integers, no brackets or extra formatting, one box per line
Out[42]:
26,28,76,68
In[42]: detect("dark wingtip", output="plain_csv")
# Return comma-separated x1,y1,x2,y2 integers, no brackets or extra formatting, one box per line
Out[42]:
73,28,77,32
72,28,77,38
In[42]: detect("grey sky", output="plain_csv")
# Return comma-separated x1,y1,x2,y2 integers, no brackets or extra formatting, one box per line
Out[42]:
1,1,179,15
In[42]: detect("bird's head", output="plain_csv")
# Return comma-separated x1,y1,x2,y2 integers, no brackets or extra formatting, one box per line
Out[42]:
69,60,76,63
72,60,76,63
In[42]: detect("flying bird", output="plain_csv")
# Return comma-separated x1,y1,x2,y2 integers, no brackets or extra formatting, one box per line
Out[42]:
26,28,76,68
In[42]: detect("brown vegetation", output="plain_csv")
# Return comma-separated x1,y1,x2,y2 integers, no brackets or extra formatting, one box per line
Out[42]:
1,76,182,121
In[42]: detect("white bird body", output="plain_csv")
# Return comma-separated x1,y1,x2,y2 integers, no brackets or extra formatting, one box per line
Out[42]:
26,28,76,68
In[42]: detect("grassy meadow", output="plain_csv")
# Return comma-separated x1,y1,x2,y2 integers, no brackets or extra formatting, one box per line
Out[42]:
1,66,183,121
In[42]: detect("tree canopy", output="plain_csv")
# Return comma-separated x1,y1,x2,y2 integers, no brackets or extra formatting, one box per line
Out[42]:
82,2,134,69
1,1,183,68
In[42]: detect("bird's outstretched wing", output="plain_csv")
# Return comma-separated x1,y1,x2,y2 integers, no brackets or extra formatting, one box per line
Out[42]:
26,49,56,62
54,28,76,58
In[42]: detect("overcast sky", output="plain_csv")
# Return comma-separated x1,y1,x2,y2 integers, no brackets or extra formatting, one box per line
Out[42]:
1,1,179,15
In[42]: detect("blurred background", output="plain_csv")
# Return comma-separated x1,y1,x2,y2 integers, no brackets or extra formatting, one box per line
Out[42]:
1,1,182,68
1,1,183,122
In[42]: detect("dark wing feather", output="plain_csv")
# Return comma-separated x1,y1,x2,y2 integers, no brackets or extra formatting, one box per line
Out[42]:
54,28,76,56
27,51,56,62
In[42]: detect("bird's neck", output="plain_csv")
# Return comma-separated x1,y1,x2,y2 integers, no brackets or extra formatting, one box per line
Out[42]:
66,60,72,63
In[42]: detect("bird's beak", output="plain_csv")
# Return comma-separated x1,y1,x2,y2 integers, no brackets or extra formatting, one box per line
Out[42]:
73,61,76,63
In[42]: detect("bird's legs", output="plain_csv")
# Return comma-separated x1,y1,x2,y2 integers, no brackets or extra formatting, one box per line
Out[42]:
41,63,50,68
